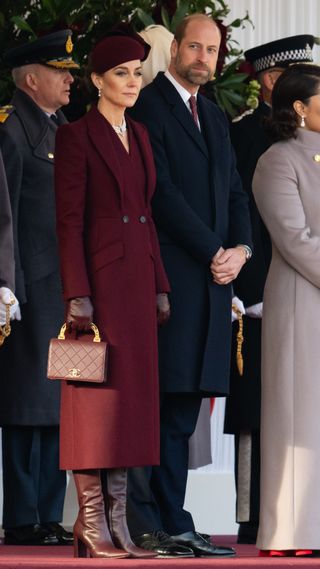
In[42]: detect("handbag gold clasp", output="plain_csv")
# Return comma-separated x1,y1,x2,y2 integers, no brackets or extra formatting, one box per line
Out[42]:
68,368,81,378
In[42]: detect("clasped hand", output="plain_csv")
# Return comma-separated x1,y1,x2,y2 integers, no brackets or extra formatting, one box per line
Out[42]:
210,246,247,285
0,287,21,325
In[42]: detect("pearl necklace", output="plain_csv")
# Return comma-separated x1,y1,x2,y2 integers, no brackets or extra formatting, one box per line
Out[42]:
112,118,127,137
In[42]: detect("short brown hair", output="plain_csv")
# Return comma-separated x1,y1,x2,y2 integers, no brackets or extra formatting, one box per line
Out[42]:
174,14,220,45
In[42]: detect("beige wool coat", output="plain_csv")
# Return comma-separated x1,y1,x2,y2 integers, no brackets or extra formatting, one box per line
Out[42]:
253,128,320,550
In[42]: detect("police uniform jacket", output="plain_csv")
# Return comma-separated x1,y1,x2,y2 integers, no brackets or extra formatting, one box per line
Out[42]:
225,102,272,432
0,88,65,425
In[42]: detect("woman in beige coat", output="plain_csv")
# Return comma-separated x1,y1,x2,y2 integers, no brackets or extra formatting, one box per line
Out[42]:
253,63,320,557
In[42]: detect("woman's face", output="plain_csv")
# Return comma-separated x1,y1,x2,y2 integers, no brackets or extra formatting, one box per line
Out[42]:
297,91,320,132
92,59,143,111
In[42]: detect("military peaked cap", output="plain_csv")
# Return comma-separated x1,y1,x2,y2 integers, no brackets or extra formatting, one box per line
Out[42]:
4,29,79,70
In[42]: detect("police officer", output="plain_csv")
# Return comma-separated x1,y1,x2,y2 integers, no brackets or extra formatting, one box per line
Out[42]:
224,34,315,544
0,30,78,545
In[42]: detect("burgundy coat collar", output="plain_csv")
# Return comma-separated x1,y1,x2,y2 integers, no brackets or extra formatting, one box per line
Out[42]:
84,105,155,204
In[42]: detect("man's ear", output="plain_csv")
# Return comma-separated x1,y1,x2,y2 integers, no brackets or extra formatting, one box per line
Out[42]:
170,38,178,59
261,69,282,92
25,72,38,92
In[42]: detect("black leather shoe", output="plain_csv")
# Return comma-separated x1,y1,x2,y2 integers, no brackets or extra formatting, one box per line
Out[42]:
198,532,211,541
133,531,194,558
4,524,59,545
42,522,73,545
170,531,236,557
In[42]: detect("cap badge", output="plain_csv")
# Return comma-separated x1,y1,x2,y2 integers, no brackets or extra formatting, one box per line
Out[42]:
66,35,73,54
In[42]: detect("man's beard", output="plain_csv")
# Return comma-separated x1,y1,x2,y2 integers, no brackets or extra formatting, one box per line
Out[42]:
175,55,212,85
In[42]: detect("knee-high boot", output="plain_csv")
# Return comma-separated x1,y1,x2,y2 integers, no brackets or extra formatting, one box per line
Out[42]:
105,468,157,558
73,470,129,558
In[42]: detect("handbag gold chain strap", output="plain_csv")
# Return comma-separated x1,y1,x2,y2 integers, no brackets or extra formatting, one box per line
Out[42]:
0,298,14,347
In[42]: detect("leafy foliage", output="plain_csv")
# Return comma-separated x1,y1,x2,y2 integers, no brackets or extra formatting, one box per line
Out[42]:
0,0,257,116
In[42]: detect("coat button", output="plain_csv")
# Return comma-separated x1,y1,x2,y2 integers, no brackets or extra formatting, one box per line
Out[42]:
122,215,129,223
139,215,147,223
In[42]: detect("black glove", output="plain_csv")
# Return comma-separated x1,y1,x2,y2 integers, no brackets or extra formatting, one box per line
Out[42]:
66,296,93,331
156,293,170,326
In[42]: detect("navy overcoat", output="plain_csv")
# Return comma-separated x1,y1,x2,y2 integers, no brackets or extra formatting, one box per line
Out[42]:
130,73,252,395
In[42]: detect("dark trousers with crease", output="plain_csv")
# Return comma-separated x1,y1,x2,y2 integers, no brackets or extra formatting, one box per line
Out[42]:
127,393,202,536
1,426,66,528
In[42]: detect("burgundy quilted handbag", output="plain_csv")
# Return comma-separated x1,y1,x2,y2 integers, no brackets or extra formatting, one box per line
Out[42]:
47,323,108,383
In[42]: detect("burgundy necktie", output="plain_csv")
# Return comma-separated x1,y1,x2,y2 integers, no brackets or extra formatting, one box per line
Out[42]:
189,95,199,127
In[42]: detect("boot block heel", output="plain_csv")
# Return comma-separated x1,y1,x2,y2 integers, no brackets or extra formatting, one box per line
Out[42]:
74,536,90,558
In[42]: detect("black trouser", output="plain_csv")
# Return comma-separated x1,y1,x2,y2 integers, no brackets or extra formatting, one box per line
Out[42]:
127,393,202,536
2,426,66,528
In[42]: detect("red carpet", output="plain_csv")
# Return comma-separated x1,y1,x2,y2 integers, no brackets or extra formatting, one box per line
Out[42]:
1,537,320,568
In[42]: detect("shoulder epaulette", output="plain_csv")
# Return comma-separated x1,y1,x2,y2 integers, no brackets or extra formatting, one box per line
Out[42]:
0,105,15,123
232,108,254,123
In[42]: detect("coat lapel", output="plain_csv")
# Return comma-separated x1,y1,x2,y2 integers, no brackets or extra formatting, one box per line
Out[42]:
198,95,219,166
13,89,56,164
155,73,209,158
85,106,124,198
128,116,155,204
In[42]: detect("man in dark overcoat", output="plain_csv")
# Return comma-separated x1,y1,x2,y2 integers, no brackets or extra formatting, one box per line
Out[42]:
224,34,315,544
127,14,252,558
0,149,20,326
0,30,79,545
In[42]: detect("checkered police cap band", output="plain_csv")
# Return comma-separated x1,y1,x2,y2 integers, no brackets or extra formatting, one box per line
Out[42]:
245,35,315,74
254,45,314,72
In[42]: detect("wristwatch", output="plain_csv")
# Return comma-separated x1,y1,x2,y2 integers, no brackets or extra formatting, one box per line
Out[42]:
236,244,252,261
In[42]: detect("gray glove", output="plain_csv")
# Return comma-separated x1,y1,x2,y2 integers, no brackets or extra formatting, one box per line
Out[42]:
157,293,170,325
66,296,93,331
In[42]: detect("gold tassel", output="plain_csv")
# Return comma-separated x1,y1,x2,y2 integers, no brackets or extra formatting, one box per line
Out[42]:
232,304,244,376
0,299,13,347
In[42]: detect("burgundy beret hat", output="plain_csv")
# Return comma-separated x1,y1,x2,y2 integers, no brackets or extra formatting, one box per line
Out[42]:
90,24,151,74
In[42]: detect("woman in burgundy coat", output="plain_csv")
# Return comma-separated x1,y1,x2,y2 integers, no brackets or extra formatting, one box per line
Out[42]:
54,27,170,559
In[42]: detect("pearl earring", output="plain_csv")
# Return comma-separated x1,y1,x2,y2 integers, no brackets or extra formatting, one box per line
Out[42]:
98,87,101,98
301,115,305,128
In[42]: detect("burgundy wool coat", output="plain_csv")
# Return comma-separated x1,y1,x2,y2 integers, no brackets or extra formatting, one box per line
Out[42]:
54,106,169,470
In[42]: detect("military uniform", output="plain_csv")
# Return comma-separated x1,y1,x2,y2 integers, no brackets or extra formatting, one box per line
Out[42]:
0,30,78,545
0,148,14,291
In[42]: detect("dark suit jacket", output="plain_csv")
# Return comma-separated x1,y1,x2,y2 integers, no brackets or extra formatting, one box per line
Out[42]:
0,150,14,290
0,89,65,425
130,72,252,395
225,102,272,432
